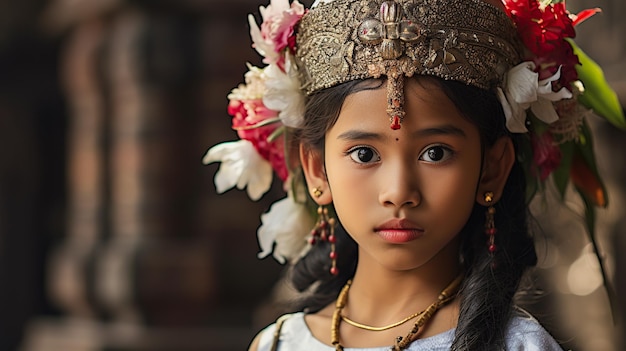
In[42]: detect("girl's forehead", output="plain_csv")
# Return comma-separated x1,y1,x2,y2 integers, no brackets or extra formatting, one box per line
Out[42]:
342,78,446,110
332,78,474,136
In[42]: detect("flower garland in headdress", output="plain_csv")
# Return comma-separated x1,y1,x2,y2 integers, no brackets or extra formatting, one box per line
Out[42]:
204,0,310,264
204,0,625,306
498,0,625,316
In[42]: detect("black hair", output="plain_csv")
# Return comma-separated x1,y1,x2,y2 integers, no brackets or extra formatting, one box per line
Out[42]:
290,76,537,351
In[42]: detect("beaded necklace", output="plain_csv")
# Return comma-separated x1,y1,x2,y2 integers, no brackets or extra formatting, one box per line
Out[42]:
331,274,463,351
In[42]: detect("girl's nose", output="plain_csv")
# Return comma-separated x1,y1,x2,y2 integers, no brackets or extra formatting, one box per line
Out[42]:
378,160,421,210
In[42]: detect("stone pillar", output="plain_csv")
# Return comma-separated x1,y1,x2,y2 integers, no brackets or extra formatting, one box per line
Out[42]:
47,17,107,321
21,1,223,350
20,0,286,350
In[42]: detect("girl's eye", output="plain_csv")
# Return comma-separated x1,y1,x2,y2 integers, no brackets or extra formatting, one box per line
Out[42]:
419,145,453,163
348,146,380,164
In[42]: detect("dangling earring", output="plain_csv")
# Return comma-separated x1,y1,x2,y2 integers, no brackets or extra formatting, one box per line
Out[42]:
309,188,339,275
484,191,497,254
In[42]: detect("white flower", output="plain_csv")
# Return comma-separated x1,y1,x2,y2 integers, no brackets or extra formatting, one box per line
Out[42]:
497,61,573,133
227,64,266,101
249,14,278,64
257,195,314,264
202,140,273,201
263,56,305,128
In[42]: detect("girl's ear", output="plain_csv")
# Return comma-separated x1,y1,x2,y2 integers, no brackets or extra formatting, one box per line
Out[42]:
476,136,515,205
300,144,333,205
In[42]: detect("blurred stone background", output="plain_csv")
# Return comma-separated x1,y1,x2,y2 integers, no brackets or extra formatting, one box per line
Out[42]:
0,0,623,350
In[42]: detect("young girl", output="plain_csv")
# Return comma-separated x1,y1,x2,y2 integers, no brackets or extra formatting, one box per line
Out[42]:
204,0,624,349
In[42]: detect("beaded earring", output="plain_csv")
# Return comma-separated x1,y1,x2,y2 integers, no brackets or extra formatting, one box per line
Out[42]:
309,187,338,275
484,191,497,254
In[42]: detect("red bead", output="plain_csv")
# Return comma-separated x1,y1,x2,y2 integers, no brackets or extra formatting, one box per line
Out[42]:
328,235,336,243
485,228,497,236
330,266,339,275
488,244,497,253
309,237,316,245
329,251,337,259
390,116,401,130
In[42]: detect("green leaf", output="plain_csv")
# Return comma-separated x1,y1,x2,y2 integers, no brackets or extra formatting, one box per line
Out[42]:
577,120,607,206
517,135,538,204
267,125,286,142
551,140,574,199
577,121,601,175
578,187,596,234
569,121,608,208
568,39,626,130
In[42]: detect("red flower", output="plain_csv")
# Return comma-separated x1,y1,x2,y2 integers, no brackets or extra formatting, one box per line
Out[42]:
502,0,583,88
503,0,574,55
570,8,601,27
229,99,289,181
532,38,579,86
530,131,562,181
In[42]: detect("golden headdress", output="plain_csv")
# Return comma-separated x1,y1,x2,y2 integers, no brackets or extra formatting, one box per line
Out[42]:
297,0,522,128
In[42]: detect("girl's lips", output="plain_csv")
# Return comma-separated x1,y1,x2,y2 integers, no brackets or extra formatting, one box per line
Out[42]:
376,229,424,243
375,218,424,243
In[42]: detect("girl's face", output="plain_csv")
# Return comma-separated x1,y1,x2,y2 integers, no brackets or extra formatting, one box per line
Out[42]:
323,78,483,273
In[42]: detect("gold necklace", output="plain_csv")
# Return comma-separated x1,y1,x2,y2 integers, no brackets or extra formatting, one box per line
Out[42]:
331,274,463,351
341,307,425,331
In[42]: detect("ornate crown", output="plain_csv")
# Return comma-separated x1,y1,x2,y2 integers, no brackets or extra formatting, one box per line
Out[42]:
297,0,523,129
298,0,521,92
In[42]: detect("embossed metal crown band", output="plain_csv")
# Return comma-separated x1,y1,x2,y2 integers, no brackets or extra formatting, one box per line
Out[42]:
296,0,523,129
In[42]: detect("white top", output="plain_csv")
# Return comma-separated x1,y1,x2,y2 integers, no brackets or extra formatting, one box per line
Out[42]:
257,310,564,351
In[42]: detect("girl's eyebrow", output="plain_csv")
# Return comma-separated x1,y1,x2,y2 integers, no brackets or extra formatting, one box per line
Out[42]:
337,124,467,141
336,130,383,141
412,124,467,138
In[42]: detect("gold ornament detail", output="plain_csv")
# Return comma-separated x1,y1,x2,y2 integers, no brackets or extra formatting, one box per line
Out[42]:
296,0,522,129
312,187,324,198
